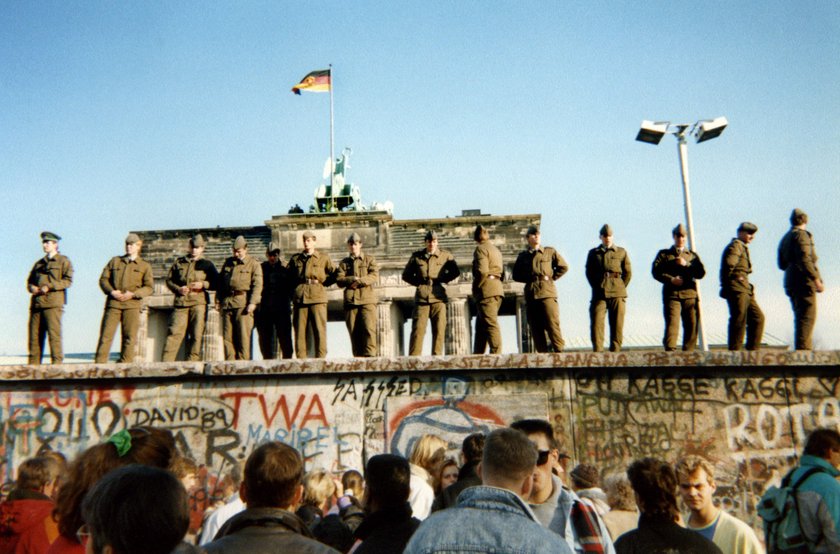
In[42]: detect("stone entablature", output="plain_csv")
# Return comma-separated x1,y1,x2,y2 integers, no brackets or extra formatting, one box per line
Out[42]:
132,211,540,361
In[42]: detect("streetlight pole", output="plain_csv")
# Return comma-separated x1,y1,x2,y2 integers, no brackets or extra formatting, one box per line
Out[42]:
636,117,728,352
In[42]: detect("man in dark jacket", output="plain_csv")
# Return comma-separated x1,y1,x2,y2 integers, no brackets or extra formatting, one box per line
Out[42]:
719,222,764,350
778,208,824,350
651,224,706,351
351,454,420,554
432,432,485,512
204,441,338,554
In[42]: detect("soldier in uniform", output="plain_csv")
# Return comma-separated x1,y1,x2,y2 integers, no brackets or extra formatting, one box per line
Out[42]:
337,233,379,357
652,224,706,351
512,225,568,353
288,230,336,358
472,224,504,354
26,231,73,364
94,233,154,363
161,234,218,361
256,242,293,359
217,236,263,360
585,224,632,352
402,230,460,356
778,208,824,350
719,222,764,351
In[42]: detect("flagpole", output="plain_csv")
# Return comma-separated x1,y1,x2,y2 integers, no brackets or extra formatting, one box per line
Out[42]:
329,63,335,211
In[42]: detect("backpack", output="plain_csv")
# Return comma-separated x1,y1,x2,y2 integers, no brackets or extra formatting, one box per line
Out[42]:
757,465,825,553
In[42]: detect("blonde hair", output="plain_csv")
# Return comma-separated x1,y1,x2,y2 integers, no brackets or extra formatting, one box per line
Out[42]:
302,469,337,508
674,455,716,485
409,434,447,474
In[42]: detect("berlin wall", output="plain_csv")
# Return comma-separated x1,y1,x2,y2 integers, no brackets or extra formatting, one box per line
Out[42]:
1,349,839,533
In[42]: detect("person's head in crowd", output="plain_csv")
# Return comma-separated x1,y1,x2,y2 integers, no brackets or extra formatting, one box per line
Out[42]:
363,454,411,514
81,464,189,554
437,458,459,492
341,469,364,498
603,472,637,512
12,455,64,499
409,434,447,487
569,463,601,491
510,419,559,502
477,428,538,500
240,441,304,510
54,427,178,542
301,469,338,512
215,462,244,504
803,428,840,465
461,432,485,465
674,455,718,518
170,456,199,491
626,457,680,522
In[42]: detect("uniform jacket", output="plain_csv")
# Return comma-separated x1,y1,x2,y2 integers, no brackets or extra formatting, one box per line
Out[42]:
472,240,504,301
99,255,154,309
651,246,706,299
513,246,569,300
218,255,262,309
27,254,73,310
166,256,218,307
260,260,292,311
203,507,339,554
778,227,822,297
337,253,379,306
585,245,631,299
288,250,336,305
402,249,459,304
404,485,572,554
719,238,754,297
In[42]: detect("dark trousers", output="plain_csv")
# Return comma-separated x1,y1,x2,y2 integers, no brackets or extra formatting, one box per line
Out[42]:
28,307,63,364
474,296,503,354
726,293,765,350
345,303,377,357
590,297,625,352
663,297,698,351
409,302,446,355
526,297,564,353
162,305,207,361
95,307,140,363
791,294,817,350
256,307,293,359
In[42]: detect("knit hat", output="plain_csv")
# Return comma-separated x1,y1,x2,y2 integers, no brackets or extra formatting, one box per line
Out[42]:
570,463,600,489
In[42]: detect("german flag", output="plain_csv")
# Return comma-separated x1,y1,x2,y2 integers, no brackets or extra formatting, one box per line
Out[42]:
292,69,331,94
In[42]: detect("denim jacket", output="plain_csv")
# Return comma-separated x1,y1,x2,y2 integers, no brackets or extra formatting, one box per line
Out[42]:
403,485,572,554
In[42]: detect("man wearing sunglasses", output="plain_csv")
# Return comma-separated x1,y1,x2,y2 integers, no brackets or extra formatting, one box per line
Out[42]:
511,419,615,554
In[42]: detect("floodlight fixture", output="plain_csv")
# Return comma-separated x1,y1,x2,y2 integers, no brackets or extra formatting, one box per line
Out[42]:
695,116,728,143
635,115,728,351
635,121,669,145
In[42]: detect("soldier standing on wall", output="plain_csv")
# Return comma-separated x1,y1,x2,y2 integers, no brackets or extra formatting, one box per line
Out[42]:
217,236,263,361
651,224,706,351
162,234,218,362
402,230,460,356
288,230,336,358
719,222,764,351
94,233,154,363
585,224,632,352
512,225,568,353
256,242,294,359
337,232,379,357
26,231,73,364
472,224,504,354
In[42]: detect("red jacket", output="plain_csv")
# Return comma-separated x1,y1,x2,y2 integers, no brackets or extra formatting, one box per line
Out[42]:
0,492,56,554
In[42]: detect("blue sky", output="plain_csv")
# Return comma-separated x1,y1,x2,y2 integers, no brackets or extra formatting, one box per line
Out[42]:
2,1,839,358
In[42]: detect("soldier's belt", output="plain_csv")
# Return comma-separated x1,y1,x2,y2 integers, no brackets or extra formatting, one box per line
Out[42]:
232,291,248,296
306,278,320,284
533,275,550,281
488,275,500,280
606,272,622,278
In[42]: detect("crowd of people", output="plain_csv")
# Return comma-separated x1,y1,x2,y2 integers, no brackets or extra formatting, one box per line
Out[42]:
27,207,823,363
2,422,840,554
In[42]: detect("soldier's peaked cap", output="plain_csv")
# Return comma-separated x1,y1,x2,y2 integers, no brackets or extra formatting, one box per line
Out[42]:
125,233,141,244
526,225,539,236
738,222,758,234
190,234,206,247
599,224,613,237
425,230,438,241
302,230,316,239
233,235,247,249
40,231,61,242
347,232,362,243
267,241,280,254
672,223,687,236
